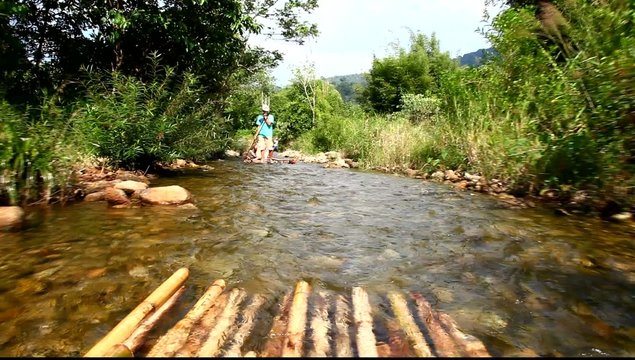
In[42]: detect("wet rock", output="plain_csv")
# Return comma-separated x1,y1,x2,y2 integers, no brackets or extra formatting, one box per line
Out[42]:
33,265,62,280
140,185,192,205
128,265,150,279
114,180,149,195
15,278,47,295
431,287,454,303
610,212,632,222
0,206,24,229
479,311,508,330
579,257,597,268
571,302,593,316
324,159,346,168
344,158,359,169
84,191,105,202
404,168,422,178
444,169,460,182
104,187,130,206
464,172,481,182
325,151,340,161
177,203,199,210
454,180,469,190
380,248,401,259
590,319,614,338
430,171,445,181
87,268,107,278
225,149,241,157
83,180,121,194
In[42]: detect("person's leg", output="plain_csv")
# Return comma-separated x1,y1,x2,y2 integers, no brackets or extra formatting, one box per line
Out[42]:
263,137,273,163
255,136,265,162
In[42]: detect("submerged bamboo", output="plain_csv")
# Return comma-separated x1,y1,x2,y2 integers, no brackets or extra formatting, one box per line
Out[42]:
334,295,353,357
261,293,292,357
351,287,378,357
197,288,247,357
222,294,267,357
146,279,226,357
281,280,311,357
308,291,331,357
103,286,186,357
388,291,432,357
438,312,491,357
411,292,462,357
84,267,190,357
385,317,415,357
175,292,229,357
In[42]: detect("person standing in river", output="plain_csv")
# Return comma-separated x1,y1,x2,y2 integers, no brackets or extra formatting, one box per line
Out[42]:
254,103,275,163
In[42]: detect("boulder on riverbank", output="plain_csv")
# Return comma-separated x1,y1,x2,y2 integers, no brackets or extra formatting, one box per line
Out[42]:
0,206,24,229
139,185,192,205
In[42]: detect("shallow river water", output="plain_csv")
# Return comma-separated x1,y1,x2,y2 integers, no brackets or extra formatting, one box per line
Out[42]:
0,159,634,356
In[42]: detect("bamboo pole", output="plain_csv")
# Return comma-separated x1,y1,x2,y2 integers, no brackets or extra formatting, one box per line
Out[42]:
261,292,292,357
334,295,353,357
84,267,190,357
388,291,432,357
281,280,311,357
351,287,378,357
174,292,229,357
411,293,462,357
438,312,491,357
307,291,331,357
103,286,186,357
197,288,247,357
146,279,226,357
222,294,267,357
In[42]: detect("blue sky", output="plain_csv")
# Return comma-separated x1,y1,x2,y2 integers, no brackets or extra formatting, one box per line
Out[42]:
249,0,505,86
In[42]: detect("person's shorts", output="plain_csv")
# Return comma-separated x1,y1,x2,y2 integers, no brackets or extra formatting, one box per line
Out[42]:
256,136,273,152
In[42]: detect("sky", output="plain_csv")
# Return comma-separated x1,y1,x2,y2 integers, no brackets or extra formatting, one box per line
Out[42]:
249,0,505,87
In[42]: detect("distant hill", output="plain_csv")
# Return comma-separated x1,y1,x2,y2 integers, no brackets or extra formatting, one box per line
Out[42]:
324,74,367,103
456,47,497,67
324,48,497,102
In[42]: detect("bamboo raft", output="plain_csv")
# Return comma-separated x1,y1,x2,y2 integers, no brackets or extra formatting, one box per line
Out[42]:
84,268,491,357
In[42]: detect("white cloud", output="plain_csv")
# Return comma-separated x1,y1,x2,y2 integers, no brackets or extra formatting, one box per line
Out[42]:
249,0,504,86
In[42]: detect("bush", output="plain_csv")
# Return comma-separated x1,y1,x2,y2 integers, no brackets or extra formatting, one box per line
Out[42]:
0,101,81,206
76,62,230,169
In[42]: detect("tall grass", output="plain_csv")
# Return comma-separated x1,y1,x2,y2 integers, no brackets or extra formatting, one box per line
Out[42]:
0,101,84,206
75,61,229,169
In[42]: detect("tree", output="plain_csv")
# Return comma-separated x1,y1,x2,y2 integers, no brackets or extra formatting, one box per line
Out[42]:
362,32,457,114
1,0,319,107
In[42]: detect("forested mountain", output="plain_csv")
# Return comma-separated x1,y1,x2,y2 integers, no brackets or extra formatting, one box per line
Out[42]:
456,48,497,67
324,74,367,103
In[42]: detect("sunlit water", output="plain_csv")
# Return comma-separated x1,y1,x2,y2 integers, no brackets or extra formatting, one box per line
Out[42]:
0,159,634,356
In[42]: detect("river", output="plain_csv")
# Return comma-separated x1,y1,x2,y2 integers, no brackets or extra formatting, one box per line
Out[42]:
0,159,633,356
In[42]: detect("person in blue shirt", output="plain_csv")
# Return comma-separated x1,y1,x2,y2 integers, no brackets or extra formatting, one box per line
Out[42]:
254,104,275,163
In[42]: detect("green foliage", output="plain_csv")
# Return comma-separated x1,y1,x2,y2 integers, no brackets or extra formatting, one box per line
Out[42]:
1,0,318,107
399,94,441,123
76,62,229,168
362,32,457,114
271,70,344,144
0,101,81,206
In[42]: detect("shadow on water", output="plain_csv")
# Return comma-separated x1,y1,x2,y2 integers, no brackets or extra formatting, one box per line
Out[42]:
0,158,634,356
